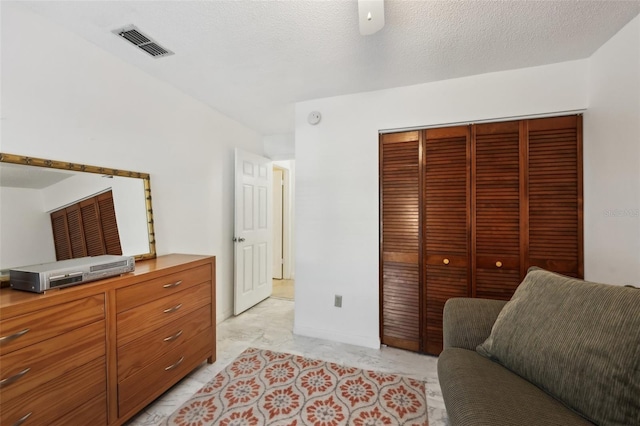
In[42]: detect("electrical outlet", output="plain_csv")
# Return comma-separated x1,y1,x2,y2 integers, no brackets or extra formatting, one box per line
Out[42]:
334,295,342,308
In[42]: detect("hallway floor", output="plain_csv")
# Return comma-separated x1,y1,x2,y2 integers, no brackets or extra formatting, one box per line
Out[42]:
271,278,294,300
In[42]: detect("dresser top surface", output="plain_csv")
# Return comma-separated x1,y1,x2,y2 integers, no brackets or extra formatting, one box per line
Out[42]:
0,254,215,314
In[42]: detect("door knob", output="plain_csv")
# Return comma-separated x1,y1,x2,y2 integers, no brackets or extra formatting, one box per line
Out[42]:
496,261,503,268
235,237,245,242
443,258,450,265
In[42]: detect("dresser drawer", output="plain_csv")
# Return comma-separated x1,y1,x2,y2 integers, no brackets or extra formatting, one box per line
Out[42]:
118,304,211,382
0,356,106,426
0,294,105,356
117,282,211,347
49,392,107,426
116,264,211,313
0,320,105,403
118,328,213,417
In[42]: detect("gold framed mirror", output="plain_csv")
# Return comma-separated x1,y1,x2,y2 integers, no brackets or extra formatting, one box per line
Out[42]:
0,152,156,277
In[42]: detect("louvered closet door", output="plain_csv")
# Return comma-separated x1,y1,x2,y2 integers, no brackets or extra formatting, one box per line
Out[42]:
423,126,470,355
380,131,421,352
80,198,107,256
51,210,72,260
97,191,123,255
65,205,88,258
473,122,522,300
526,116,583,277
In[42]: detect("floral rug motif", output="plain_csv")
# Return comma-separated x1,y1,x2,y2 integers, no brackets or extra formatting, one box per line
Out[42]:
164,347,428,426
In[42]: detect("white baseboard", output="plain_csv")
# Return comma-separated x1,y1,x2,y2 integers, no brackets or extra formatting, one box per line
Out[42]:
293,324,380,349
217,308,232,324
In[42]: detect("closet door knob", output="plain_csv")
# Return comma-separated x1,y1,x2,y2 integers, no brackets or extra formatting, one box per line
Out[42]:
443,258,450,265
496,261,503,268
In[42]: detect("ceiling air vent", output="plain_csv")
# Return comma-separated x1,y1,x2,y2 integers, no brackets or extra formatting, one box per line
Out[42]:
112,25,174,58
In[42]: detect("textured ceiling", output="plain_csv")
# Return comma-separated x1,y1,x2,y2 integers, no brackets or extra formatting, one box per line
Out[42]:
13,1,640,135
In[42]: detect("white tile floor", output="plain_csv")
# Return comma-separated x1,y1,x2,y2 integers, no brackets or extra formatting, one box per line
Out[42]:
126,298,449,426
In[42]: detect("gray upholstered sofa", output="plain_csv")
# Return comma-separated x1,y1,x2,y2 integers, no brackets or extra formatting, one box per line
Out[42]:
438,268,640,426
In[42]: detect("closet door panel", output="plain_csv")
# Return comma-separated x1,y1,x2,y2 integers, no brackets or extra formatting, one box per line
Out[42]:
80,198,107,257
380,132,421,352
97,191,123,256
423,264,467,354
473,122,521,300
51,210,72,261
423,126,470,355
527,116,583,277
66,205,88,258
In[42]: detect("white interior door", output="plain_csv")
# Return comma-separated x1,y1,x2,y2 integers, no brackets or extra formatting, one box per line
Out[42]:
272,168,284,279
234,149,273,315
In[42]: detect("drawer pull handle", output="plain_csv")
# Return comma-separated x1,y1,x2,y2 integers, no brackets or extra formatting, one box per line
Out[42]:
164,330,184,342
163,303,183,314
443,258,450,265
163,280,183,289
0,328,30,345
13,412,32,426
165,356,185,371
496,261,503,268
0,367,31,389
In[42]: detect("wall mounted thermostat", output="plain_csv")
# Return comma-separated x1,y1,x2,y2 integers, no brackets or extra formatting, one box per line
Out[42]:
307,111,322,125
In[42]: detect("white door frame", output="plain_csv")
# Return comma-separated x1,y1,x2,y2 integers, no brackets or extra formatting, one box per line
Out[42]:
272,161,294,280
272,167,284,279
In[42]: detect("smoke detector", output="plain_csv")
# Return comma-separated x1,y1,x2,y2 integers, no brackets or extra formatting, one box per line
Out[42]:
112,25,174,58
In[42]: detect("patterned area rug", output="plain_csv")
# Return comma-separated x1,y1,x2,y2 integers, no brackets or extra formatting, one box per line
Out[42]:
164,347,428,425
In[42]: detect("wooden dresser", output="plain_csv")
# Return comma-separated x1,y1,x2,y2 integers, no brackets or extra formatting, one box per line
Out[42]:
0,254,216,426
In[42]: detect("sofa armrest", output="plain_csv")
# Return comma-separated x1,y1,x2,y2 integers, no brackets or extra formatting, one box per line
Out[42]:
442,298,508,350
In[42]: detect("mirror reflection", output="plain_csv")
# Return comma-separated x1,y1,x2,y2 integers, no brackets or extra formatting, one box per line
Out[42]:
0,154,156,272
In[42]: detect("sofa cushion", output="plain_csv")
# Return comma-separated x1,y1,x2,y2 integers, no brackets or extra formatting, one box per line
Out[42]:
442,298,508,350
477,267,640,426
438,347,594,426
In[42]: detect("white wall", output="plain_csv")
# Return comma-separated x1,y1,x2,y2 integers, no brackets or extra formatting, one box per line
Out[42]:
0,187,56,269
294,61,589,348
264,133,295,160
584,16,640,285
1,3,264,321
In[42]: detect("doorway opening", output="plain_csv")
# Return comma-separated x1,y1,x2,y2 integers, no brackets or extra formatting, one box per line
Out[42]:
271,161,295,301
